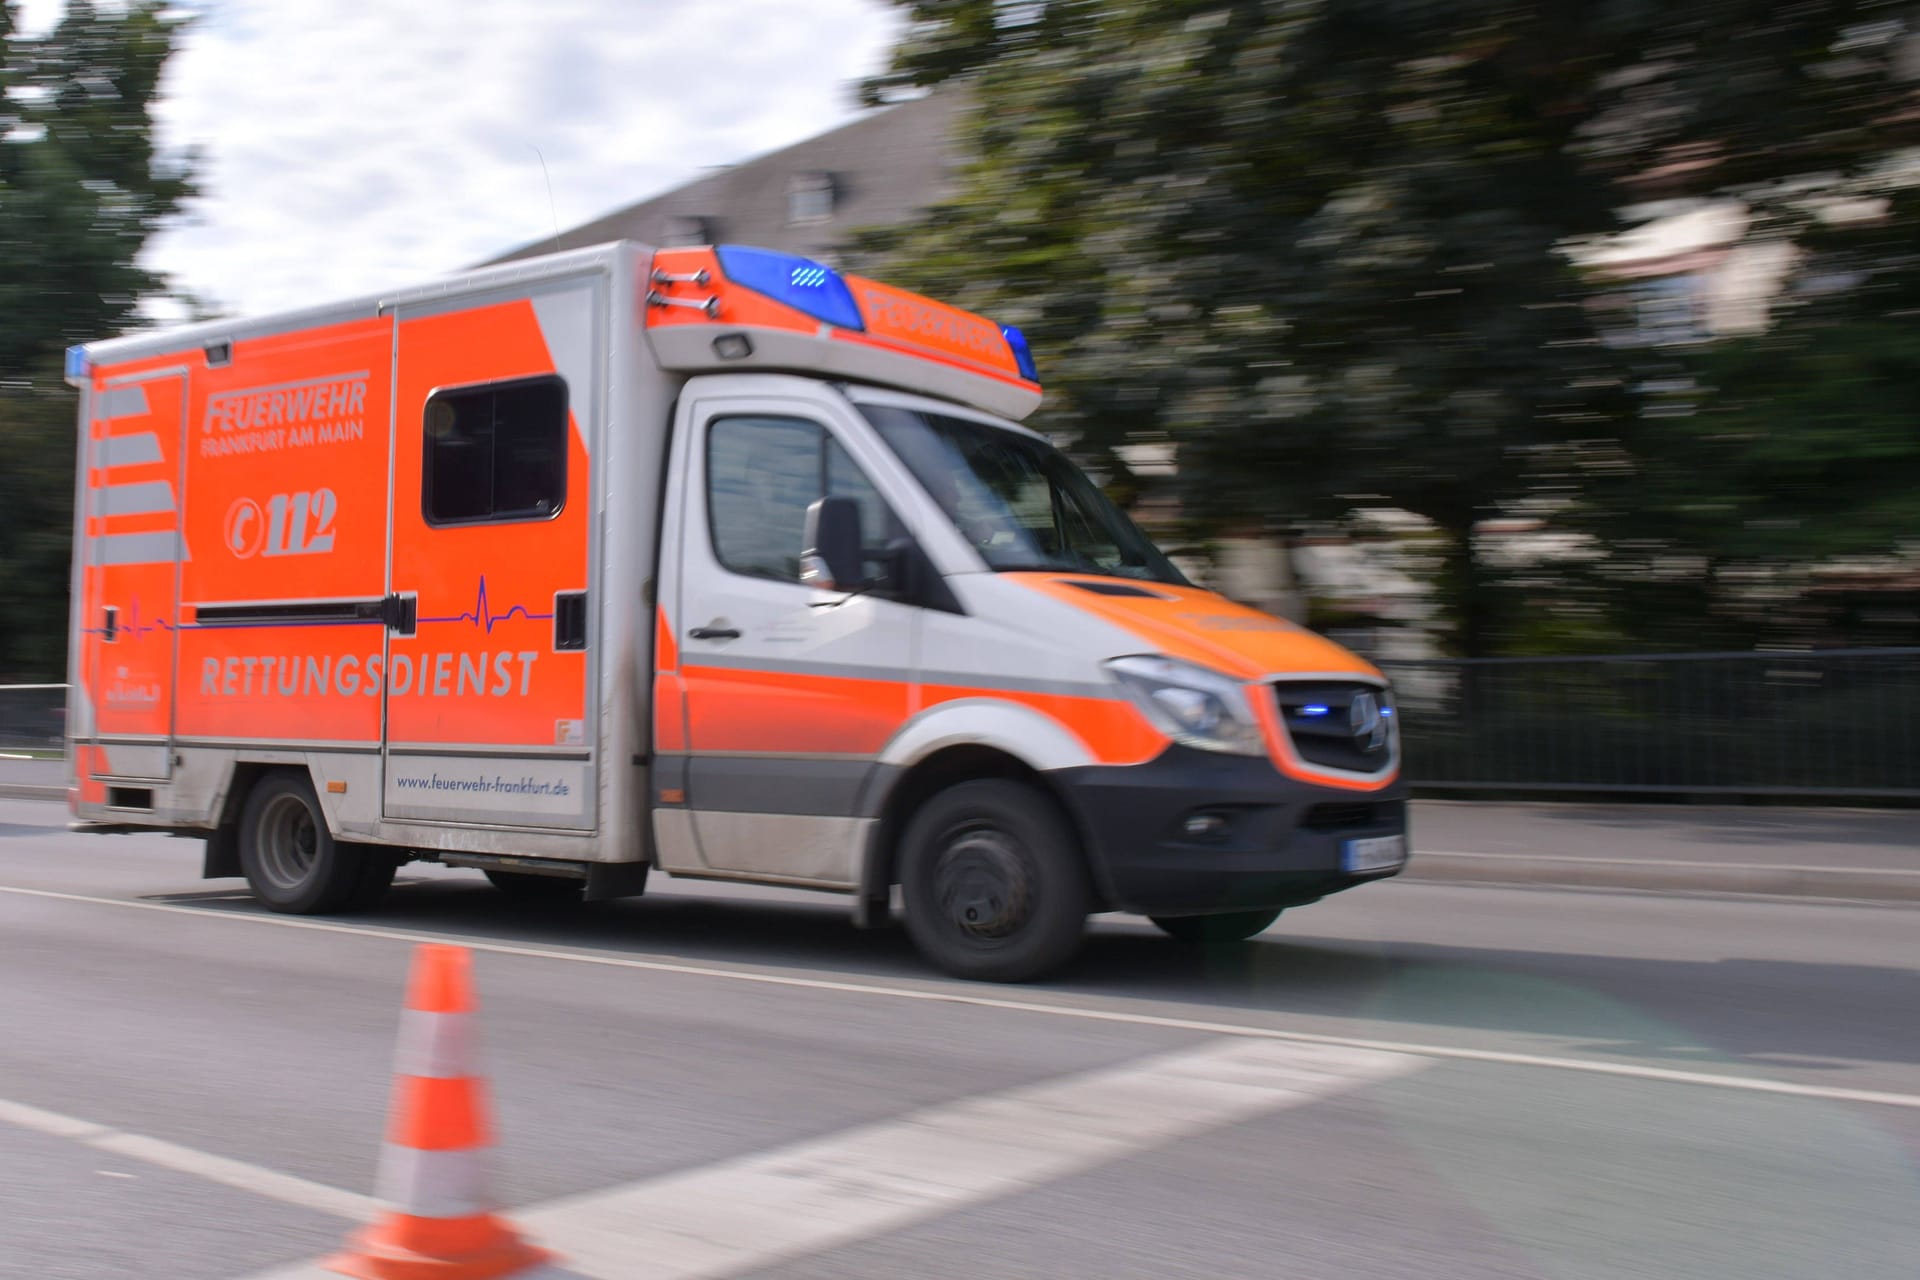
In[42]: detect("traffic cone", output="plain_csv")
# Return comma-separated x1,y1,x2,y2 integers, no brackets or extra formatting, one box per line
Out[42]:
327,944,552,1280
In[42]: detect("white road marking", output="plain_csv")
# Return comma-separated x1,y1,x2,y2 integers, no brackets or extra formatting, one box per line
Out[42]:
522,1038,1419,1280
239,1038,1422,1280
5,882,1920,1110
0,1094,377,1220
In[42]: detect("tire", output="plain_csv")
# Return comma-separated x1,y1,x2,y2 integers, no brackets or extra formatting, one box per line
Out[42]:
1150,909,1283,945
238,772,374,914
484,869,584,903
899,779,1090,983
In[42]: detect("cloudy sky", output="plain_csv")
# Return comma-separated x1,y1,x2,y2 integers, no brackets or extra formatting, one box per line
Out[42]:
18,0,901,319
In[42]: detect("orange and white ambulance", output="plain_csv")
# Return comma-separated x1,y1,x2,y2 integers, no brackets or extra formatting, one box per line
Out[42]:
64,241,1407,980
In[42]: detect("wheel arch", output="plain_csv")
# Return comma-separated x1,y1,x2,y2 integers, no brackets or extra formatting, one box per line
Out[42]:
855,739,1115,927
203,761,283,879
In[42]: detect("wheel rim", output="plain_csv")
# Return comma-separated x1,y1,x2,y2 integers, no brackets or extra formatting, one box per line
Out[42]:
255,793,320,892
932,820,1033,940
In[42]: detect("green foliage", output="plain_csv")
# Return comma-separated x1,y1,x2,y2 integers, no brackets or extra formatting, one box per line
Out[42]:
856,0,1920,655
0,0,193,679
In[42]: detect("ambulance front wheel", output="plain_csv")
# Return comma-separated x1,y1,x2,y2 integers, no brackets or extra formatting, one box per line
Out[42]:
899,779,1090,983
239,772,387,915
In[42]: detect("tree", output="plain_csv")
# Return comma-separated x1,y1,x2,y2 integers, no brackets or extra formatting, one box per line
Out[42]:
1568,4,1920,648
0,0,192,680
854,1,1642,656
855,1,1920,655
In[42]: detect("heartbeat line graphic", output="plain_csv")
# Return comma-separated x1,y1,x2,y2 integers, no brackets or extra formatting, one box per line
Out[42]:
83,596,175,639
418,576,553,634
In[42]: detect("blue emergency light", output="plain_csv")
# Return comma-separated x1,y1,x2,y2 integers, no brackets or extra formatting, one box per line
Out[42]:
714,245,865,332
65,345,90,387
1000,325,1039,382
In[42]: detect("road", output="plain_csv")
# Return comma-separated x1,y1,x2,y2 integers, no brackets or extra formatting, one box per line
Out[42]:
2,794,1916,1279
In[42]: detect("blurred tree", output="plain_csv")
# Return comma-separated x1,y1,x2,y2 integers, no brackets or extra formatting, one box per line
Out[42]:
856,0,1920,655
854,0,1641,656
0,0,192,680
1571,4,1920,648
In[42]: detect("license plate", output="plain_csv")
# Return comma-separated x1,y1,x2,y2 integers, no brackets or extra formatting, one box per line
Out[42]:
1342,834,1407,874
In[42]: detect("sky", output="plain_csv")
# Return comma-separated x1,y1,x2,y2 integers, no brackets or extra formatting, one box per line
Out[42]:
17,0,902,320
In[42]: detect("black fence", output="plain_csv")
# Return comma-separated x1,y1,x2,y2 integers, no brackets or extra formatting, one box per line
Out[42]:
0,684,66,753
1378,649,1920,798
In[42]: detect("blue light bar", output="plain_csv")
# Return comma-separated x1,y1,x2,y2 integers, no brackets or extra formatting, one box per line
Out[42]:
1298,704,1331,718
64,345,90,387
1001,325,1039,382
714,245,864,332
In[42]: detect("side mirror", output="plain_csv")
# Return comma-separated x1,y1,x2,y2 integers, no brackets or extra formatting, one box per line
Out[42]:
801,496,864,592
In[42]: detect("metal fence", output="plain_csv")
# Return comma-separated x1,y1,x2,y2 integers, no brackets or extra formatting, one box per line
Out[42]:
0,684,67,754
1379,648,1920,799
14,653,1920,796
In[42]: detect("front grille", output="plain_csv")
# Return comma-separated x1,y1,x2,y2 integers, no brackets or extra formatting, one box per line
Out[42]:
1273,682,1397,775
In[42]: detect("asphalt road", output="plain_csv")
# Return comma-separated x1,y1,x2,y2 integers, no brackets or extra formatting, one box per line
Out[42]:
2,795,1916,1279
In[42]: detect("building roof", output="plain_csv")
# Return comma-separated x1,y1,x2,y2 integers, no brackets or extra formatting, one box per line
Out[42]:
483,89,970,268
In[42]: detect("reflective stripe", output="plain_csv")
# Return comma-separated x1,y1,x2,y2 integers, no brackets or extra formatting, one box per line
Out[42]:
94,481,176,517
375,1143,495,1219
96,432,163,468
94,531,189,566
95,386,150,420
393,1009,475,1081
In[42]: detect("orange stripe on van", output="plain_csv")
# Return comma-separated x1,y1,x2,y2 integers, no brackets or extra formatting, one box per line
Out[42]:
917,684,1166,767
655,607,678,672
681,665,910,756
653,672,688,752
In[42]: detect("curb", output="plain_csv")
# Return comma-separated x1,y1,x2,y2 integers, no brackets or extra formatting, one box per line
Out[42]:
1404,850,1920,903
0,784,63,802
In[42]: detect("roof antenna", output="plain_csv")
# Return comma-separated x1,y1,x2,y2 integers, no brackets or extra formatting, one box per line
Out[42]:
531,145,562,256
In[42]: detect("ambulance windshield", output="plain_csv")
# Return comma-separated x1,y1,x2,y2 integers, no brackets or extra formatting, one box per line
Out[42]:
859,404,1187,586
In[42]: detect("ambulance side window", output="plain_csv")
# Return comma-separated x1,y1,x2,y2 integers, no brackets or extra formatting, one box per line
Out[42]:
707,415,901,585
423,376,567,525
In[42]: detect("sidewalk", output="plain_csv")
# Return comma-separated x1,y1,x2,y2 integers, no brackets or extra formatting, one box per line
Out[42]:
5,758,1914,902
0,757,60,801
1404,800,1920,902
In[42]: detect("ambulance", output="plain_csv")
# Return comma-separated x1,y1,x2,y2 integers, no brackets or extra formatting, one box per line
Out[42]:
63,241,1408,981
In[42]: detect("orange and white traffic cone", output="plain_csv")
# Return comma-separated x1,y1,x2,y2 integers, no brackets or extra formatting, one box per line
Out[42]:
327,944,551,1280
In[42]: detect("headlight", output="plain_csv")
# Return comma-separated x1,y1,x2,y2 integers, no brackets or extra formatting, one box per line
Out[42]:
1106,656,1265,756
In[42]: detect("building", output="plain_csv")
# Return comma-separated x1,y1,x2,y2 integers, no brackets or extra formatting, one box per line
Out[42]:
484,90,968,268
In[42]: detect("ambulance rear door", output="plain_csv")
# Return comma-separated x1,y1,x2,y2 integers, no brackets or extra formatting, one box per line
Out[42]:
76,367,188,783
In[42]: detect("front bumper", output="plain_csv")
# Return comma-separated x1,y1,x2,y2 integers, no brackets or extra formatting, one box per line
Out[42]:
1054,744,1408,916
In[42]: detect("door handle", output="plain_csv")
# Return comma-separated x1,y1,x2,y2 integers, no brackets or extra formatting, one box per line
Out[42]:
688,626,741,641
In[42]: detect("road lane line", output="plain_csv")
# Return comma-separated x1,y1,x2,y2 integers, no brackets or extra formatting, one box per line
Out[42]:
6,882,1920,1111
0,1096,111,1139
0,1093,376,1219
240,1038,1422,1280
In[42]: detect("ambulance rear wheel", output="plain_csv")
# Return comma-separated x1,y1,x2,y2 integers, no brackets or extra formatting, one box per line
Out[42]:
900,780,1090,983
484,869,584,903
239,772,372,915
